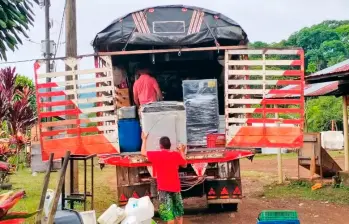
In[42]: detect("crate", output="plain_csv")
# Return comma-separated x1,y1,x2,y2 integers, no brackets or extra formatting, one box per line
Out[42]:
207,134,225,148
257,221,300,224
258,210,298,221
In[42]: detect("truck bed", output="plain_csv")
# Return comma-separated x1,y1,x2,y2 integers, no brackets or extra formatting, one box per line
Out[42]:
99,148,254,167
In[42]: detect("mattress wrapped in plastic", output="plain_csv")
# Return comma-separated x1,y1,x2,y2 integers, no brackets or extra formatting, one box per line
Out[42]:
182,79,219,146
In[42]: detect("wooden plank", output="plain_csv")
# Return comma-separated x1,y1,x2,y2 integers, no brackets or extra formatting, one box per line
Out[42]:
226,118,248,123
96,125,118,132
227,108,256,113
37,77,113,89
227,118,303,124
38,67,109,79
41,125,117,137
76,96,113,104
47,151,71,224
39,100,75,108
116,167,129,186
227,108,302,114
263,99,303,105
228,60,301,66
228,99,262,104
80,105,114,114
228,70,302,76
228,80,301,86
88,116,116,123
268,89,302,95
39,109,78,118
36,153,54,224
227,89,266,94
228,80,278,85
228,89,302,96
42,133,118,145
65,86,113,95
41,119,85,128
41,116,116,128
98,45,248,56
228,49,300,55
264,49,301,55
224,50,230,149
38,91,66,98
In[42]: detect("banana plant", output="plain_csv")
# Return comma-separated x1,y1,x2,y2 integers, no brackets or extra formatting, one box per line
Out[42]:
0,0,39,60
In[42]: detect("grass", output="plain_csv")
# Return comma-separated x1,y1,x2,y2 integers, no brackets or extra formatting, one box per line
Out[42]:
253,150,344,160
0,165,117,222
263,180,349,205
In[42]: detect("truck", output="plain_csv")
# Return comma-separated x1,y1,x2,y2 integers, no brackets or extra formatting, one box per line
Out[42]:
33,5,304,210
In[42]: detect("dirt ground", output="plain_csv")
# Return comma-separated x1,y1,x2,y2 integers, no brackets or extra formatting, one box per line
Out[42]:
153,155,349,224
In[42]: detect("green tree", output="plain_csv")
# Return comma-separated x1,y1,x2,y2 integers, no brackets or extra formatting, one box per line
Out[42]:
251,20,349,74
320,40,348,66
249,20,349,132
0,0,39,60
306,96,343,132
15,74,34,90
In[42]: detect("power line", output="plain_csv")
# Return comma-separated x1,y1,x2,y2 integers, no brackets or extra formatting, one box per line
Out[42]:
52,0,67,72
26,39,41,45
0,58,38,65
53,0,67,60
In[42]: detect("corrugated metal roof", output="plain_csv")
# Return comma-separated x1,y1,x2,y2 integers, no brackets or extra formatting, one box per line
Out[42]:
268,81,338,98
307,59,349,78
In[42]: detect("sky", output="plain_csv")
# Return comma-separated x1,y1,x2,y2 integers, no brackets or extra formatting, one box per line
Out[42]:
1,0,349,79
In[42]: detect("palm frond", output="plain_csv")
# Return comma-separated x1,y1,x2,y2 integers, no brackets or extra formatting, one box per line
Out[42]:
0,0,38,60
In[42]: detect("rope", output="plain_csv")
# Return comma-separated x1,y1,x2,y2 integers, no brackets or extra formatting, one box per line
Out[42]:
180,176,206,192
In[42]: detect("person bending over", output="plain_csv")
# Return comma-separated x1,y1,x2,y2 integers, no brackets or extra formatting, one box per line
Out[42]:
133,65,162,107
141,133,187,224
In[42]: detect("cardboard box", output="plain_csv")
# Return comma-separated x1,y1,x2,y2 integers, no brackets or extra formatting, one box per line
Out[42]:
116,88,131,108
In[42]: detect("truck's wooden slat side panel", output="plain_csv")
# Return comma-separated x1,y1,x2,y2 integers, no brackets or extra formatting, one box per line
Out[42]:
34,56,119,160
225,49,305,148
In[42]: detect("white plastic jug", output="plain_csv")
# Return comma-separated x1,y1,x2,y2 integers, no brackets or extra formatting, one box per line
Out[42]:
97,204,126,224
43,189,63,217
121,216,139,224
125,196,154,222
79,210,97,224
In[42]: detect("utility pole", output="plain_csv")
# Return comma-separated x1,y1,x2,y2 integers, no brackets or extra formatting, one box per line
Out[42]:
44,0,51,118
275,107,283,184
65,0,79,193
45,0,50,75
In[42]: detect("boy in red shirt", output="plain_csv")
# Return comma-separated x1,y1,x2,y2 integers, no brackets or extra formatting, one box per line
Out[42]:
141,133,187,224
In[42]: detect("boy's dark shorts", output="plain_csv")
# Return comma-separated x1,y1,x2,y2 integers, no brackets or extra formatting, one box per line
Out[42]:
158,191,184,221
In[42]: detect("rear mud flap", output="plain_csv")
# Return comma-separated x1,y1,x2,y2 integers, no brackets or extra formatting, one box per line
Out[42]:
204,179,242,202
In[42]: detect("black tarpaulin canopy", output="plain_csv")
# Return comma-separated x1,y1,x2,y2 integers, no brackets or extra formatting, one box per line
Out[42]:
92,5,248,52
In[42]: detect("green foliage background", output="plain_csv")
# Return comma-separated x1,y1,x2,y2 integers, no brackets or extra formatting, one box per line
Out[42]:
0,0,39,60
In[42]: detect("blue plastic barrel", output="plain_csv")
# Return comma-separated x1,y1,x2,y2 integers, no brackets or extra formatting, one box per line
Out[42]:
118,119,142,153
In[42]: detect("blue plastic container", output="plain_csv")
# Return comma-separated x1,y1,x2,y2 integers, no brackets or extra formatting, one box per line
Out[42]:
257,221,300,224
118,119,142,153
